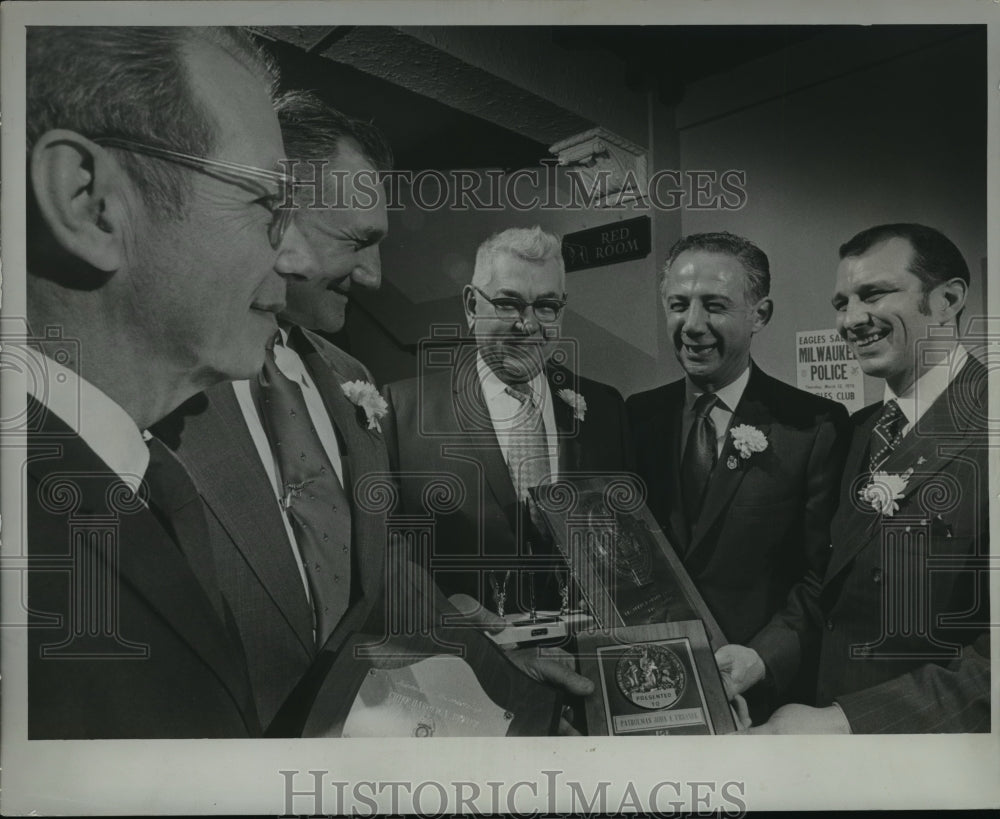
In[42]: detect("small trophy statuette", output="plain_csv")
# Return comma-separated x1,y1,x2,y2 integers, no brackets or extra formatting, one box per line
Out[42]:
489,570,510,618
558,576,570,616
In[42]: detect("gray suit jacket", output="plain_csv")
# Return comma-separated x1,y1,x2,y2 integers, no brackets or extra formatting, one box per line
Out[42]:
159,329,391,728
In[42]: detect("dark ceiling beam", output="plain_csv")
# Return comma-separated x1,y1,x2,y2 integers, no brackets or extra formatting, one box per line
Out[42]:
309,26,597,147
307,26,356,54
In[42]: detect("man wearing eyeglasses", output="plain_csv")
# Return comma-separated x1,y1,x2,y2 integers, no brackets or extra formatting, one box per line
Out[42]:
156,91,394,731
155,104,592,735
383,226,633,617
23,27,310,739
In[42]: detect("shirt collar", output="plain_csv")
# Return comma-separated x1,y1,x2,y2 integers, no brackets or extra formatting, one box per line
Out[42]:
272,326,310,387
884,344,968,428
685,364,752,414
476,352,547,404
24,345,149,490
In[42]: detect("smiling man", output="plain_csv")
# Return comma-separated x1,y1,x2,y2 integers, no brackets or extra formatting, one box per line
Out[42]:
724,223,990,734
383,226,633,615
25,26,311,738
158,91,394,728
627,232,848,685
161,106,592,733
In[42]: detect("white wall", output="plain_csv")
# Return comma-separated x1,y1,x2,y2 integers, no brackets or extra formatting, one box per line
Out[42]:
676,31,986,403
349,28,986,406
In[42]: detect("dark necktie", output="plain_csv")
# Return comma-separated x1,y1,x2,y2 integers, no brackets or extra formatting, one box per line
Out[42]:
868,399,905,473
681,393,719,526
144,436,226,623
256,347,352,647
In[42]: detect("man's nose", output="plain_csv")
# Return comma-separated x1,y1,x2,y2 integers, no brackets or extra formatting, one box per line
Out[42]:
273,220,318,281
681,301,708,336
514,307,542,335
840,297,870,333
351,248,382,291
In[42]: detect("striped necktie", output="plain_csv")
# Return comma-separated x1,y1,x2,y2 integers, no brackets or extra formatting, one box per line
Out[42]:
868,399,905,473
503,382,551,500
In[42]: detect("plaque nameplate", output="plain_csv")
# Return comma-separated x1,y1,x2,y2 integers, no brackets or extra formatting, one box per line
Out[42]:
578,621,736,736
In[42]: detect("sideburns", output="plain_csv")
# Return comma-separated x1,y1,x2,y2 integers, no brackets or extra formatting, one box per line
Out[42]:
918,290,932,316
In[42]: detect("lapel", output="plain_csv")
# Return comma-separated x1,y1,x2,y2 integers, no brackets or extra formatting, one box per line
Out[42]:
451,349,520,529
29,402,257,727
547,364,580,474
825,356,983,582
168,386,314,654
687,365,773,557
879,359,978,485
657,383,689,551
299,329,389,602
824,405,883,580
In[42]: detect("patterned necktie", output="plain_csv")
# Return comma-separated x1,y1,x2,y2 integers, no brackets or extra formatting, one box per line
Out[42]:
503,382,551,501
256,348,352,648
868,399,905,473
681,393,719,526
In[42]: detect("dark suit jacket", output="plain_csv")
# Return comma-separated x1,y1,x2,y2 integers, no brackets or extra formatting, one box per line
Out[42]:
751,354,990,732
627,365,849,646
27,401,259,738
160,329,390,729
382,351,633,608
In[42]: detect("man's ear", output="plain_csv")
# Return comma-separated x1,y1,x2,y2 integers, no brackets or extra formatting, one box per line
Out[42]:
751,297,774,332
930,278,968,324
462,284,477,329
30,130,130,273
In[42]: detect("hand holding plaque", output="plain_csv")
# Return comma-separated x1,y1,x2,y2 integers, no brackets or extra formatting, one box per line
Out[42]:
530,476,738,735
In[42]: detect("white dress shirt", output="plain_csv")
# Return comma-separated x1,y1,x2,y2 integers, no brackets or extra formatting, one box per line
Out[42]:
24,345,149,491
233,331,346,601
682,365,752,459
476,353,559,481
883,344,969,436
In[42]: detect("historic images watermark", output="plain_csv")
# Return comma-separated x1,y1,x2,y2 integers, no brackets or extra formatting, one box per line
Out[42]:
1,320,150,658
280,159,748,213
279,769,749,816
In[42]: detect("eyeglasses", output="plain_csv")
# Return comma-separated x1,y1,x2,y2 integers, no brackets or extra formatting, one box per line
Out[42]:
472,285,567,323
94,136,296,249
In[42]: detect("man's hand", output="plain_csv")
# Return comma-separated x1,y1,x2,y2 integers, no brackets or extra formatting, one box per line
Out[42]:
446,593,506,634
730,693,752,732
714,643,766,699
507,645,595,697
748,703,851,735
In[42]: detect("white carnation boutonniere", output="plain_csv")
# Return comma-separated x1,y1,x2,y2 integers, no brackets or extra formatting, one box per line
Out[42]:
728,424,768,468
859,468,913,517
557,388,587,421
341,380,388,433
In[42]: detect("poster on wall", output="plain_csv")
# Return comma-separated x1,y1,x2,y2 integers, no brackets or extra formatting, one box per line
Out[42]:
795,329,864,414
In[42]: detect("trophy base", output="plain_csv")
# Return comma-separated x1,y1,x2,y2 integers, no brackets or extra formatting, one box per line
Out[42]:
489,611,595,646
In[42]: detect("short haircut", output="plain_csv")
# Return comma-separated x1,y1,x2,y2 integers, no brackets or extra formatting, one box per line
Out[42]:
275,89,394,177
27,26,278,218
838,223,970,290
472,226,565,290
661,231,771,304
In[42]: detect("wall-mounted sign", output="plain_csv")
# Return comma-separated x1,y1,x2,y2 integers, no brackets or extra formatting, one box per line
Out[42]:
796,329,864,414
562,215,651,272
